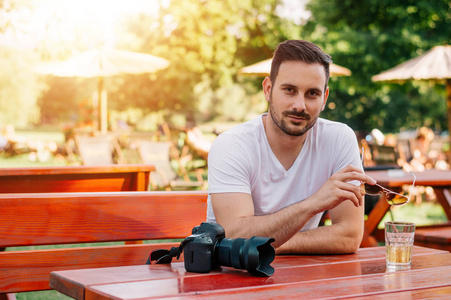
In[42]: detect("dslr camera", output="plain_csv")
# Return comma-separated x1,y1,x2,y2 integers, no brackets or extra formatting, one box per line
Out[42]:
149,222,275,277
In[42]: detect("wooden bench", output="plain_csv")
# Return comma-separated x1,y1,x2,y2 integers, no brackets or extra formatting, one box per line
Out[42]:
0,191,208,299
414,222,451,252
0,165,155,193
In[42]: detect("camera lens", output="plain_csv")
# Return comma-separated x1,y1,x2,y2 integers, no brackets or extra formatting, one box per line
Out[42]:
216,236,275,276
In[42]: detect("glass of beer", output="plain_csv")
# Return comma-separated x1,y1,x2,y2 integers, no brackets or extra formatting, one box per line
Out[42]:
385,221,416,270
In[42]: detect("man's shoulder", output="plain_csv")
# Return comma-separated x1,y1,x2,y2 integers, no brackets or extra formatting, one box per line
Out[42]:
214,116,263,141
316,118,349,128
315,118,354,134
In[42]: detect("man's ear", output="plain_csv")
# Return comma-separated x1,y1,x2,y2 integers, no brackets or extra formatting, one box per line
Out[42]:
262,77,272,102
321,86,329,111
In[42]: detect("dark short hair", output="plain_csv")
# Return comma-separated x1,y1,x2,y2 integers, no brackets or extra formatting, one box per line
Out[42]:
270,40,332,91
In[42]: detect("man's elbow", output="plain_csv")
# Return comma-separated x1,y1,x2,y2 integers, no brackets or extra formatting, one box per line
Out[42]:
344,238,361,254
340,229,363,254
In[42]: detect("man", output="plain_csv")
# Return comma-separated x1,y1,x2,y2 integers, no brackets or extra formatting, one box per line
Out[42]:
207,40,376,254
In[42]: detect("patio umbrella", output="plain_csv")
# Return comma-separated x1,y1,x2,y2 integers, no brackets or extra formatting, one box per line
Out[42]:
35,48,170,133
372,45,451,137
238,58,352,77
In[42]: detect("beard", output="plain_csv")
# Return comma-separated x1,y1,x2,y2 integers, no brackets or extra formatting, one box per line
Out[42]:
268,95,319,137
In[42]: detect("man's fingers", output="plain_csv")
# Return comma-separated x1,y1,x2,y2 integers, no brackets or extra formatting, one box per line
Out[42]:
337,181,364,207
335,166,377,185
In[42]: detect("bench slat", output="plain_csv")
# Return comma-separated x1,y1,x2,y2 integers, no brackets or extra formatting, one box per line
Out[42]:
0,175,130,193
414,223,451,251
0,191,207,247
0,165,154,193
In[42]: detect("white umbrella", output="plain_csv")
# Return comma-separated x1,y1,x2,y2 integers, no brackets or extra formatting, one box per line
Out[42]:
238,58,352,77
372,45,451,137
35,48,170,133
372,45,451,82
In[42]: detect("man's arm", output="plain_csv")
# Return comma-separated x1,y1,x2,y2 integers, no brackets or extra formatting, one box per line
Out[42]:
212,165,375,253
275,200,364,254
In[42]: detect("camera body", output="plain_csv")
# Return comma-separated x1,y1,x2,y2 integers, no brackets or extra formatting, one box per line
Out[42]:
183,222,225,273
183,222,275,276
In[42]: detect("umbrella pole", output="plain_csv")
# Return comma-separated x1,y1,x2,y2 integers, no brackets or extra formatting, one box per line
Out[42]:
447,79,451,142
97,77,107,134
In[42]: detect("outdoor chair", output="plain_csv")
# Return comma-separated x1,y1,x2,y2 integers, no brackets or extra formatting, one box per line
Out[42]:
364,144,402,170
137,140,204,191
75,134,126,165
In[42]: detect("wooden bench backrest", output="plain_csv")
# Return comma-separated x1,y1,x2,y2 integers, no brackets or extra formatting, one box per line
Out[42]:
0,191,208,294
0,165,153,193
0,191,207,247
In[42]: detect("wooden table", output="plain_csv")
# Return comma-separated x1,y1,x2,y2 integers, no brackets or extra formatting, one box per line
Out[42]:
50,246,451,299
363,169,451,246
0,165,155,193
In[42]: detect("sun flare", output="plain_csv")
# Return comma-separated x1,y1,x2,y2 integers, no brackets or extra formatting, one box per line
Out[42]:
5,0,162,51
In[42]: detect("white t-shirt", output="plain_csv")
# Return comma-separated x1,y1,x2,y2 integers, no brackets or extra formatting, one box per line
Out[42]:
206,114,362,231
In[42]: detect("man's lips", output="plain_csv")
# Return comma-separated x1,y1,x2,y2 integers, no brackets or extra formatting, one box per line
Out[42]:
287,115,309,122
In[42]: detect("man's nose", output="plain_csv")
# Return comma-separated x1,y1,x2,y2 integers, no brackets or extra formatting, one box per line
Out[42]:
292,95,306,110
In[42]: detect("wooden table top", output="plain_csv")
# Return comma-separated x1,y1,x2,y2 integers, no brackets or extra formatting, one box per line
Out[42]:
50,246,451,299
365,169,451,188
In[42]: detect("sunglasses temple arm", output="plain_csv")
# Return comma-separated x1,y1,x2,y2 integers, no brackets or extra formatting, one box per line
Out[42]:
377,184,406,197
361,147,365,170
407,172,417,203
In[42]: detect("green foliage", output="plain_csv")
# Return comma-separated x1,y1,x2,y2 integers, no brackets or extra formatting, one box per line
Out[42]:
379,201,447,229
1,0,450,134
0,48,43,128
303,0,451,133
110,0,289,124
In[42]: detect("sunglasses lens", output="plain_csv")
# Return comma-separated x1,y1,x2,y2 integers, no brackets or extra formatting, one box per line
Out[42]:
363,183,409,206
385,192,408,206
363,183,383,195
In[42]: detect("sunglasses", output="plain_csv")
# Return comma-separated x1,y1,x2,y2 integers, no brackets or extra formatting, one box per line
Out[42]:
361,147,416,206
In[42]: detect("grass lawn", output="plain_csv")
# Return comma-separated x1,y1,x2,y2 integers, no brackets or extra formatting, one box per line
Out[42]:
16,291,72,300
0,152,68,168
0,129,67,168
379,201,448,228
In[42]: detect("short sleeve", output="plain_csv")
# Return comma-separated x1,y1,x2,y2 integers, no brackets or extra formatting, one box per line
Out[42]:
207,132,254,195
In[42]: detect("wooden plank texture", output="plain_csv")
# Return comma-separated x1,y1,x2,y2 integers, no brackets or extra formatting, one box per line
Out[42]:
80,251,451,300
350,286,451,299
365,170,451,188
0,165,154,193
0,191,207,294
1,243,180,294
0,191,207,247
49,246,446,300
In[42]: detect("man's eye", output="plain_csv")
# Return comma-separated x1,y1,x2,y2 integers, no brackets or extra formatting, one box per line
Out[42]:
284,87,295,93
308,91,320,97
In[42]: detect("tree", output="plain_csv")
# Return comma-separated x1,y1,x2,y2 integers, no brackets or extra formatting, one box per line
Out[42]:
0,0,43,128
110,0,293,125
302,0,451,133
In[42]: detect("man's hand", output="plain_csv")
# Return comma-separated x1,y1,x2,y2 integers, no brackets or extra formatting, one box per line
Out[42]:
307,165,376,215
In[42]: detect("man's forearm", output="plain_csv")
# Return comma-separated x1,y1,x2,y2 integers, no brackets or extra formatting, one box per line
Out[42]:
275,220,363,254
223,199,319,248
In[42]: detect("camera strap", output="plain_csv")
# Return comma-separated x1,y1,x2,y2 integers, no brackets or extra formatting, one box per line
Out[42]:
146,238,194,265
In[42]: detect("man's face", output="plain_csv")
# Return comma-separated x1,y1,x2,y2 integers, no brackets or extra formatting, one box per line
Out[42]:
263,61,329,137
